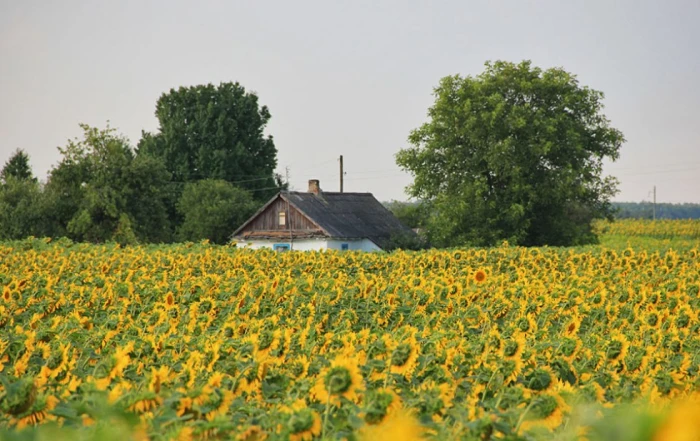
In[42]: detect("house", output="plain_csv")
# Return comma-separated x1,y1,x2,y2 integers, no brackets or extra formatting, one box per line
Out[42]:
231,179,415,251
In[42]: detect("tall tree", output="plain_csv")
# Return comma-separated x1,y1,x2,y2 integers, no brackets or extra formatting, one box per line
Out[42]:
44,124,172,243
0,177,43,240
138,82,279,200
397,61,624,247
1,149,35,183
177,179,257,244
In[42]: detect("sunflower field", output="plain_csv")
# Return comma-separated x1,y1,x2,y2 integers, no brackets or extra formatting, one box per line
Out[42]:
1,227,699,440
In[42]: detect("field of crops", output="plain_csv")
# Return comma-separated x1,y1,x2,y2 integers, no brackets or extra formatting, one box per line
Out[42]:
1,226,699,440
595,219,700,239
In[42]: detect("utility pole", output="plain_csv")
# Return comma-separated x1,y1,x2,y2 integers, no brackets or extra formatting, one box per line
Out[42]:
339,155,344,193
653,185,656,221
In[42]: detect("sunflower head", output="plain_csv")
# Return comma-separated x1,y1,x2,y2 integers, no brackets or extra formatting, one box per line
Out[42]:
0,376,36,416
311,356,363,405
237,426,267,441
325,366,353,395
523,366,556,392
287,407,321,439
519,394,563,432
363,389,400,425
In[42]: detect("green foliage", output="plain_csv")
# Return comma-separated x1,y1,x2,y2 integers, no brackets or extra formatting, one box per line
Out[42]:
383,230,429,251
112,213,138,246
0,376,36,416
384,200,428,230
177,179,257,244
0,177,44,240
45,124,171,243
396,60,624,247
0,80,285,244
382,201,429,250
1,150,35,183
138,82,279,201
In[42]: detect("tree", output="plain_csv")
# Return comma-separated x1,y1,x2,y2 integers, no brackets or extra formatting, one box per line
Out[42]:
0,177,44,240
138,82,279,200
44,124,172,243
396,61,624,247
0,150,45,239
177,179,257,244
1,149,35,183
384,200,428,230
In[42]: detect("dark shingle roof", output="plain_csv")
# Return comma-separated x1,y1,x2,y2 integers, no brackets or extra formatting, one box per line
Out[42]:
282,191,414,246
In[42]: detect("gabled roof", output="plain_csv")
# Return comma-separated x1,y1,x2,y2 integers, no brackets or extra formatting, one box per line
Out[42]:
232,191,415,247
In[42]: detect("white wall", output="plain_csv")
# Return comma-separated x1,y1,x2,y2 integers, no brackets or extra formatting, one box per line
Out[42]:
236,238,327,251
236,238,382,252
326,239,382,252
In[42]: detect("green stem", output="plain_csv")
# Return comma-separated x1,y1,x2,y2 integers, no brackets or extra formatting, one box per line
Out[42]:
321,388,332,439
514,399,536,434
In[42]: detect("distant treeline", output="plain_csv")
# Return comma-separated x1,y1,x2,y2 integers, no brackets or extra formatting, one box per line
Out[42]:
0,83,284,245
612,202,700,220
384,201,700,235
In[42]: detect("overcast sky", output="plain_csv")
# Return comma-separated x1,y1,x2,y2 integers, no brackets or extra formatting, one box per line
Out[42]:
1,0,699,203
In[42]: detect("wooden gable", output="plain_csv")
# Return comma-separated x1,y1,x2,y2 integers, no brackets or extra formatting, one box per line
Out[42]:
236,194,326,239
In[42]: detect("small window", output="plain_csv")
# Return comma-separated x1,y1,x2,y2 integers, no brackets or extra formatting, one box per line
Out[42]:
341,243,349,251
278,211,286,227
273,243,290,252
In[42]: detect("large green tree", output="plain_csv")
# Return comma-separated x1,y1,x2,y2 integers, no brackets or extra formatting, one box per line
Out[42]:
177,179,257,244
138,82,279,199
44,124,171,243
0,150,46,239
0,177,44,240
397,61,624,247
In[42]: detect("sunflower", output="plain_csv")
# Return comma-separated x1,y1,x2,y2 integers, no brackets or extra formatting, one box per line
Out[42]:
310,355,364,406
201,389,235,421
11,394,59,429
653,392,700,441
283,400,322,441
563,315,581,338
237,425,267,441
128,393,162,414
357,408,425,441
362,388,402,425
605,332,630,362
523,365,557,392
559,337,581,363
518,394,564,432
502,358,525,385
501,334,526,361
474,269,487,284
389,335,420,380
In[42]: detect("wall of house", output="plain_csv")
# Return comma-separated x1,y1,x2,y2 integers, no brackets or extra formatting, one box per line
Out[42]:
326,239,382,251
236,238,382,252
236,238,328,251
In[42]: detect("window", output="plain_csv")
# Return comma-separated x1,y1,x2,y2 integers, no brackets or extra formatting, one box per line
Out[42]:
341,243,349,251
273,243,290,252
278,211,286,227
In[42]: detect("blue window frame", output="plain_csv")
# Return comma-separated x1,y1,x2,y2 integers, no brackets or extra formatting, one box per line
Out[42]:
273,243,290,252
341,243,349,251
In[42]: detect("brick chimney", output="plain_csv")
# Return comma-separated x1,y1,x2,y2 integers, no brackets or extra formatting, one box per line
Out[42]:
308,179,320,195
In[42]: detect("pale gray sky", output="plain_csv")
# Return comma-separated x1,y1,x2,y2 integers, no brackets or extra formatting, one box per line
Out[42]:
1,0,699,203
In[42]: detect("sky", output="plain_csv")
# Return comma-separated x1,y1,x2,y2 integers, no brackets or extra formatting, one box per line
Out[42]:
1,0,699,203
